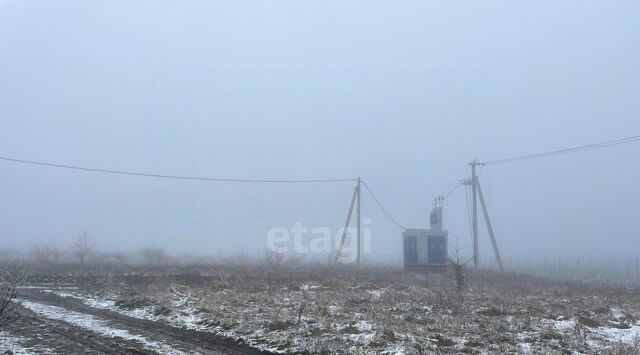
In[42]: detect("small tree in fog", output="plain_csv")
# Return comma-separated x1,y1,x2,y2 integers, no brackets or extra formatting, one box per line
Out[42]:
31,243,59,264
449,245,469,306
138,248,169,265
265,249,288,272
72,231,95,266
0,265,29,327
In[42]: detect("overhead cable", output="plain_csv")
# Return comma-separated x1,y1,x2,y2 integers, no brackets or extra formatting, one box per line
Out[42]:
0,156,357,183
361,180,407,230
483,134,640,165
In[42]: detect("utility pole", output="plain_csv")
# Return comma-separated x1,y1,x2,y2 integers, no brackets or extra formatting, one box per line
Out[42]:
470,160,482,270
463,167,504,272
356,177,362,264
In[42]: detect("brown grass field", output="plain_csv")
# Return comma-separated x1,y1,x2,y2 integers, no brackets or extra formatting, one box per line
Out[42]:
3,260,639,354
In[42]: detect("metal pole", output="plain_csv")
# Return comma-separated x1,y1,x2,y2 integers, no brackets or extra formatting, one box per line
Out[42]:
356,177,361,264
470,161,479,270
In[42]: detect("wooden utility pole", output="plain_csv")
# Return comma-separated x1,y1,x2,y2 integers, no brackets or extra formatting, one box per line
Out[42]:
356,177,362,264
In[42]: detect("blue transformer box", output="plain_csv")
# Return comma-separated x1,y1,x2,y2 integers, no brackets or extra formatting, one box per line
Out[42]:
403,206,448,272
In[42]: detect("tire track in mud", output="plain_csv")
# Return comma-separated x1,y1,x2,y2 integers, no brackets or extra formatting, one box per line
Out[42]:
20,300,187,354
4,307,158,354
7,288,271,355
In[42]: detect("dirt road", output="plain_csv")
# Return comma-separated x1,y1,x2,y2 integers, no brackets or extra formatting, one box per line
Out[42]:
1,288,270,355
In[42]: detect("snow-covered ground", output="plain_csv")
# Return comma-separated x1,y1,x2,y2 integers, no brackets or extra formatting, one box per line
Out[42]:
598,323,640,344
24,268,640,354
0,331,54,355
44,288,287,353
20,300,187,355
0,331,34,355
46,285,640,354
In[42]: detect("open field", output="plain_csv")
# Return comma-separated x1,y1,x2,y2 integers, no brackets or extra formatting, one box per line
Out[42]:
1,262,640,354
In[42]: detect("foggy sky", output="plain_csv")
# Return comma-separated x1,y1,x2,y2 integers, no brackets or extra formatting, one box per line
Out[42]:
1,0,638,263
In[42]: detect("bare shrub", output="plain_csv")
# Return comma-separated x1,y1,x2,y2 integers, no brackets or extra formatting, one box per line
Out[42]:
449,246,469,306
72,231,95,266
297,301,306,323
31,243,59,264
264,249,288,272
138,248,170,265
0,265,29,327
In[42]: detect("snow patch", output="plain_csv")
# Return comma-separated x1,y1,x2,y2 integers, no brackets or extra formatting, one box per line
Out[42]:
19,300,186,355
518,342,533,354
553,318,576,331
0,332,33,355
0,331,54,354
42,289,285,353
300,284,319,291
369,289,385,300
597,323,640,344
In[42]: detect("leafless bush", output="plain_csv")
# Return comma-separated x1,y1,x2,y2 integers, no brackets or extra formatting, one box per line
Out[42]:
138,248,170,265
449,246,469,306
264,249,288,272
72,231,95,266
297,301,306,323
0,265,29,327
31,243,59,264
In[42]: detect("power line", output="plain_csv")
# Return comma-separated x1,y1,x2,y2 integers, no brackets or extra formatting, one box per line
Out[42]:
483,134,640,165
0,156,357,183
438,180,462,200
0,156,412,229
361,180,407,230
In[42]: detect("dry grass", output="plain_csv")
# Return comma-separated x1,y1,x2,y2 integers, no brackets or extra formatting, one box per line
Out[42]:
20,262,640,354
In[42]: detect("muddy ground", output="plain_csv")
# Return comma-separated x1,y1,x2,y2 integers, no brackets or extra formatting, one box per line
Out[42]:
1,275,271,354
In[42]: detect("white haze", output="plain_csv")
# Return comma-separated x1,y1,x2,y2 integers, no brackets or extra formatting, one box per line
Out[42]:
0,0,638,263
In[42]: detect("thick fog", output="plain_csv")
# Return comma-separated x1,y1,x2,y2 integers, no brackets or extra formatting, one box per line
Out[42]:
0,1,638,264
